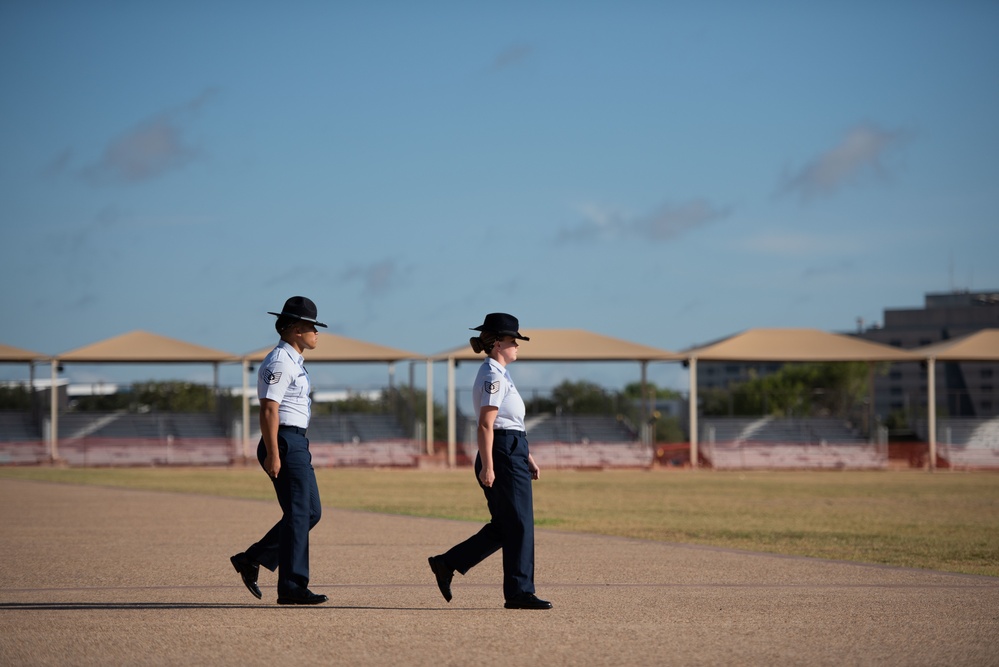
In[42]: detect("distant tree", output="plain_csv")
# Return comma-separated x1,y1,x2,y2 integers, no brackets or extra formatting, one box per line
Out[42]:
130,381,220,412
71,392,132,411
67,381,227,412
313,391,385,415
0,385,33,410
702,362,875,418
550,380,617,414
651,415,685,443
398,387,447,444
524,393,557,414
621,382,686,443
621,382,682,401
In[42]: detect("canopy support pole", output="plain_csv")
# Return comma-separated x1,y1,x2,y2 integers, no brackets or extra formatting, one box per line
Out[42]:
927,358,936,471
241,358,250,463
447,357,456,468
688,357,698,469
49,360,60,463
425,360,434,455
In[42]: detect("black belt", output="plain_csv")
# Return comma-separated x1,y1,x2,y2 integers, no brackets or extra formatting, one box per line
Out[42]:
278,425,307,435
493,429,525,436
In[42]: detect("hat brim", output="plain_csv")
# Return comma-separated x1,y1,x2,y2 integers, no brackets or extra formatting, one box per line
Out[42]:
470,326,529,341
268,312,328,328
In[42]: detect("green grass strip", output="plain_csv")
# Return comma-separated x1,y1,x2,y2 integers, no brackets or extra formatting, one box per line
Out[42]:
1,467,996,577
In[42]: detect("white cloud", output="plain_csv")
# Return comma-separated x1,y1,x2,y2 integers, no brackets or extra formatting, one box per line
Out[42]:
779,122,909,200
490,42,534,71
742,231,859,256
82,118,196,185
556,198,729,244
340,258,409,297
80,88,218,186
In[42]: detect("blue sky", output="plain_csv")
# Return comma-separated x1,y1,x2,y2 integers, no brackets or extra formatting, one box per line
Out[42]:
2,1,997,397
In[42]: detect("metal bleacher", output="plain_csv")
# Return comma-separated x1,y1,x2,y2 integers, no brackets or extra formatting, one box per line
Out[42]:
703,416,865,446
40,412,232,466
701,417,883,470
0,412,46,465
524,414,637,444
57,412,225,439
454,413,648,469
305,413,417,467
306,413,407,444
934,417,999,469
0,412,42,442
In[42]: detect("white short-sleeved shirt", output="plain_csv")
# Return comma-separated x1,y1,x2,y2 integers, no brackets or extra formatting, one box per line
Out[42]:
257,340,311,428
472,357,526,431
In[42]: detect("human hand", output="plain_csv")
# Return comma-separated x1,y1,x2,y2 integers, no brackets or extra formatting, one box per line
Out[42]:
529,460,540,481
264,453,281,479
479,466,495,488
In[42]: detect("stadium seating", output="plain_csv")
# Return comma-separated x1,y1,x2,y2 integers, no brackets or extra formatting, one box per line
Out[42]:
701,417,866,446
451,412,648,469
703,442,886,470
699,417,882,470
932,417,999,447
0,413,47,464
531,442,654,469
0,412,41,442
295,413,408,444
310,441,421,467
55,438,233,466
934,416,999,469
506,413,638,444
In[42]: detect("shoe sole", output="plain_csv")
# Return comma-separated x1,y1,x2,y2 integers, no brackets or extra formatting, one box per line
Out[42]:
504,604,553,609
277,596,328,605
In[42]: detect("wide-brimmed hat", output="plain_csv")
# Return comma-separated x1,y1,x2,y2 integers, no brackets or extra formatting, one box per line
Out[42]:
470,313,529,341
268,296,327,328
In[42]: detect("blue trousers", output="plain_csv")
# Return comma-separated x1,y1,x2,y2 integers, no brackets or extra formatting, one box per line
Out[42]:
443,430,536,600
245,426,322,597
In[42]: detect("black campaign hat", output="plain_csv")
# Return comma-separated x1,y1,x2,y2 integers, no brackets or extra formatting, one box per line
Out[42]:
470,313,529,341
268,296,328,328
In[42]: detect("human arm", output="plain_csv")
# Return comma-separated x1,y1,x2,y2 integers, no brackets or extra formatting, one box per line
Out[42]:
477,406,498,487
259,398,281,478
528,453,540,480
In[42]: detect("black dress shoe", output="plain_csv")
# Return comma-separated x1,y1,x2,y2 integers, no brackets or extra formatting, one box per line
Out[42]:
504,593,553,610
277,589,329,605
230,552,262,600
427,555,453,602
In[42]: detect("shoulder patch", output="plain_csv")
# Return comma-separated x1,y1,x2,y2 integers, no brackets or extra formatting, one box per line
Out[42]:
261,369,282,385
484,380,500,394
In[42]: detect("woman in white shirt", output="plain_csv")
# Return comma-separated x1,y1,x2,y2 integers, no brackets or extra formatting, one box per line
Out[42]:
429,313,552,610
231,296,328,606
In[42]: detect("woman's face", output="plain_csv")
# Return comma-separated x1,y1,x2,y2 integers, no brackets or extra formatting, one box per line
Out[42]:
492,335,520,365
292,322,319,351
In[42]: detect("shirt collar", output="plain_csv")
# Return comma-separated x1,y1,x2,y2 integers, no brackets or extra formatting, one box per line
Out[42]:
277,340,304,365
485,356,508,376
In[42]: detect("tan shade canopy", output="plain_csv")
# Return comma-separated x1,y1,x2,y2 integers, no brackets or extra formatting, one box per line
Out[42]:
0,343,49,362
57,330,239,363
682,328,920,362
432,328,682,362
914,329,999,360
246,332,423,363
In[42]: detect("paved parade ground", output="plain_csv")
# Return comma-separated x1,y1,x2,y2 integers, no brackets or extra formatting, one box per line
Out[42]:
1,478,997,666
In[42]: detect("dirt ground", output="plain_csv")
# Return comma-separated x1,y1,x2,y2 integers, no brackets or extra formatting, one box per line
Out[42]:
0,478,997,666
